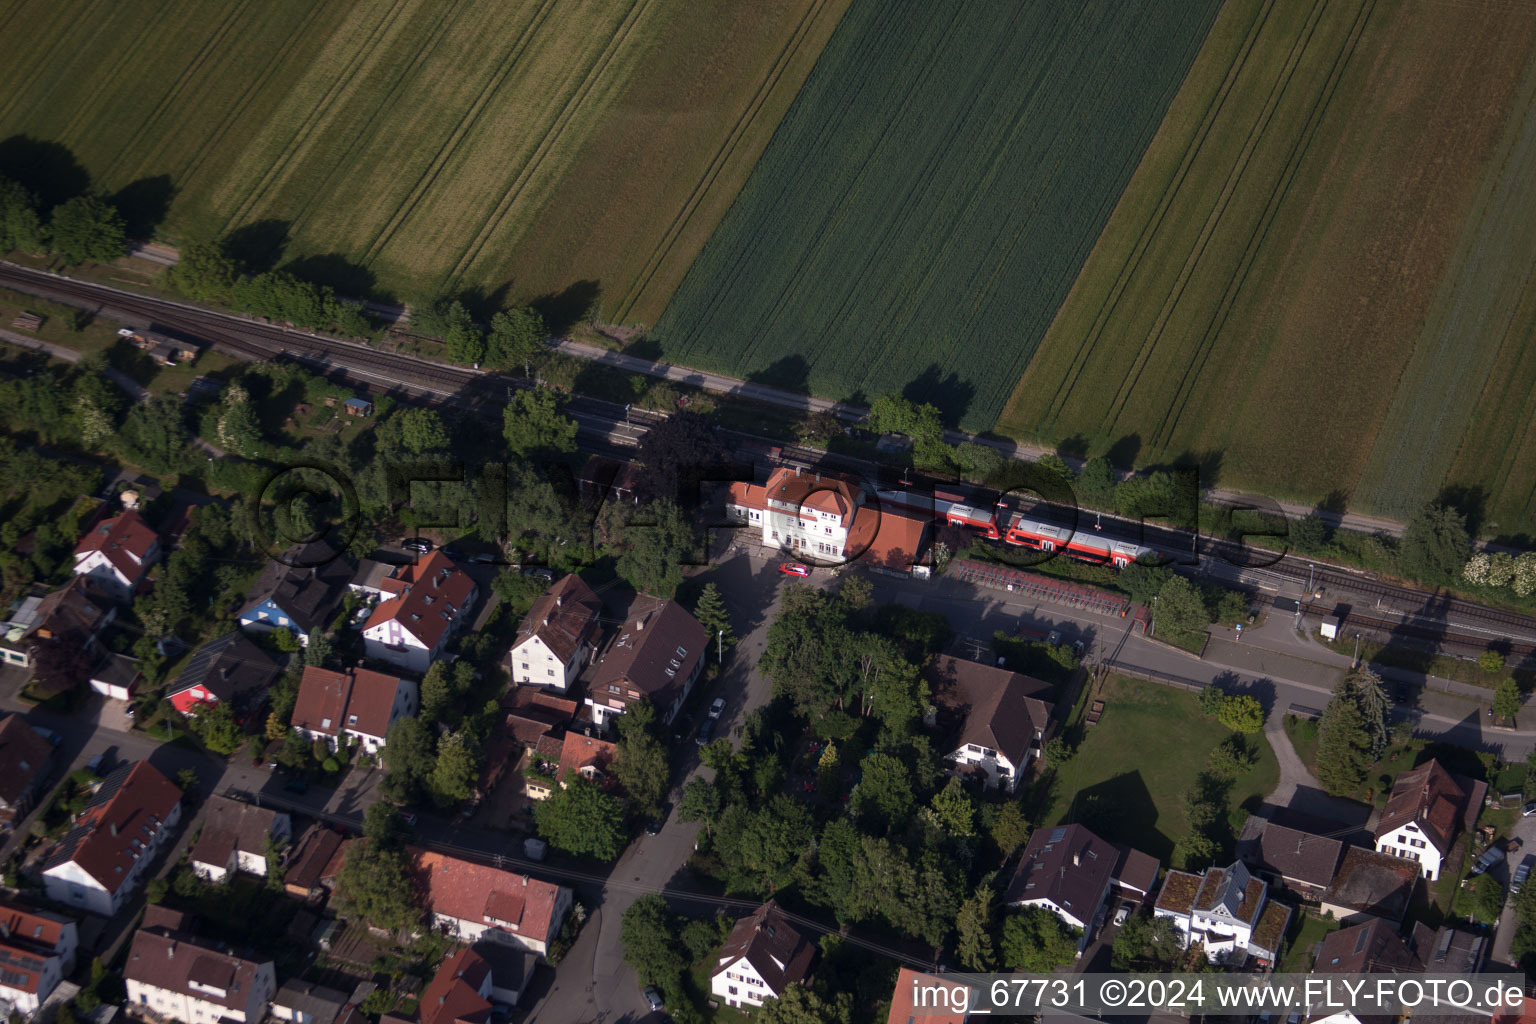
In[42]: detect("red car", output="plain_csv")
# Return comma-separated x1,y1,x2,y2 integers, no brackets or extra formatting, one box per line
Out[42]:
779,562,810,577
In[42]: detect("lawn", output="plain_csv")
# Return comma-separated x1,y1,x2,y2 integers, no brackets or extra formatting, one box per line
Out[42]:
1283,713,1494,809
1048,675,1278,862
0,0,845,314
995,0,1536,532
651,0,1221,431
1278,911,1337,972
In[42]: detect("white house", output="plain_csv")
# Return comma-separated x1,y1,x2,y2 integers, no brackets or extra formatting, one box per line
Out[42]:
1153,861,1291,965
1004,824,1116,939
1373,758,1483,881
270,979,350,1024
413,848,572,957
925,655,1053,792
0,903,79,1019
42,762,182,917
360,552,477,674
189,795,291,883
290,666,418,754
71,510,160,602
508,574,602,691
124,927,275,1024
710,901,813,1009
418,947,492,1024
725,467,865,561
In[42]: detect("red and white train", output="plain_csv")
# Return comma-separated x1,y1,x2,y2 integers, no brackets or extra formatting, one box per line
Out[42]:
875,488,1155,569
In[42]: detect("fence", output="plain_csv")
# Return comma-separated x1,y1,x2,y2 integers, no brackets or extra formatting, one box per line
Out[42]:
951,559,1129,616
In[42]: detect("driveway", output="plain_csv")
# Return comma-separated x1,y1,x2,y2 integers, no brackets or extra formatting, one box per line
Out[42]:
1491,807,1536,965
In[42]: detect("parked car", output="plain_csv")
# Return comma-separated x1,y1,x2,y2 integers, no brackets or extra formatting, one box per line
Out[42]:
1046,629,1062,646
643,987,665,1012
86,753,105,775
1470,844,1507,876
402,811,418,827
1072,639,1086,658
695,718,716,746
1522,800,1536,818
708,697,726,720
645,819,663,836
523,838,548,862
401,537,432,553
469,553,499,564
779,562,810,577
522,566,556,583
1513,855,1535,896
1113,905,1130,926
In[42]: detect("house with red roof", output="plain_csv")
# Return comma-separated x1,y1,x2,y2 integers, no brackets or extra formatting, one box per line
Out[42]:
508,574,602,691
361,552,478,673
124,924,275,1024
709,901,813,1010
418,947,493,1024
1373,758,1485,880
726,466,865,562
926,655,1054,792
885,967,977,1023
71,509,160,602
524,730,618,801
583,596,707,730
291,665,419,753
0,901,78,1017
411,849,572,957
41,761,183,916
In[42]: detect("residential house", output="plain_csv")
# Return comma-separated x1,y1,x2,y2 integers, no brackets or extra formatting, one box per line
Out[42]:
726,467,865,561
0,714,55,827
72,509,159,601
167,632,280,718
884,968,977,1023
418,947,492,1024
412,849,573,957
584,596,706,729
124,926,275,1024
524,731,617,802
710,902,813,1010
1313,918,1425,974
508,575,602,691
1373,758,1484,880
1004,825,1116,947
0,593,45,669
26,577,116,654
290,666,418,754
283,825,345,902
42,762,182,916
90,653,142,702
472,942,538,1007
271,980,350,1024
925,655,1053,791
0,902,79,1018
189,796,292,883
1321,846,1420,926
1152,861,1291,965
361,552,478,673
238,540,351,644
502,687,578,747
1238,820,1344,900
348,559,396,601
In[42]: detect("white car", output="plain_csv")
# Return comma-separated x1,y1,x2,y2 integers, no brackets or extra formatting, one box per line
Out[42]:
1113,905,1129,926
708,698,726,720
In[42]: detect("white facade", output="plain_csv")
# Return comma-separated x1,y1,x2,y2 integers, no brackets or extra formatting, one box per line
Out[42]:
71,550,140,601
0,956,62,1018
432,887,574,958
42,801,183,916
295,678,417,755
1016,895,1092,933
1377,821,1442,880
712,956,776,1009
126,960,275,1024
510,634,588,691
946,741,1024,793
362,620,434,674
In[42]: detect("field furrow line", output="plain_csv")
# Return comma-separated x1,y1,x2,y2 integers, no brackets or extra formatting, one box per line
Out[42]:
357,0,561,269
0,0,113,126
56,0,195,146
608,0,832,324
1147,0,1375,453
1036,0,1276,431
443,0,655,292
222,0,417,234
1099,0,1332,434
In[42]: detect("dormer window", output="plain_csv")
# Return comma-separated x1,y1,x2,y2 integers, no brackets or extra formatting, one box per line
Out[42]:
348,715,358,726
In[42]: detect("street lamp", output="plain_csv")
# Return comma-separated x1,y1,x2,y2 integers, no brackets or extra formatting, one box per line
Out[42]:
1353,632,1361,668
718,629,724,664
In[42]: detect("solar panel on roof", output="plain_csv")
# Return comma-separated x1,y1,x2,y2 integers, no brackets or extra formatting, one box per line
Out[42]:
1354,929,1370,953
1050,827,1067,842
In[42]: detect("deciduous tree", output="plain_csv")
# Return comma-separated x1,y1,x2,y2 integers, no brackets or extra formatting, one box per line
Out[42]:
49,195,127,265
428,730,480,808
502,387,577,459
1493,677,1523,722
999,907,1078,971
534,774,626,860
1217,695,1264,734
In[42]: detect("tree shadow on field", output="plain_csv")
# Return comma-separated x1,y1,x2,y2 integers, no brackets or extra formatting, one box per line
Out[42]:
901,363,974,426
746,355,810,395
1435,484,1488,539
449,282,511,323
282,252,379,302
532,279,600,336
1106,433,1142,469
1056,434,1090,461
109,175,176,240
0,135,90,211
222,219,291,275
1171,448,1222,493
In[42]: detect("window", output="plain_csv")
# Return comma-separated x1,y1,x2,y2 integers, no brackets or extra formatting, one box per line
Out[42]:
522,663,529,670
729,987,739,996
547,670,554,677
348,714,358,725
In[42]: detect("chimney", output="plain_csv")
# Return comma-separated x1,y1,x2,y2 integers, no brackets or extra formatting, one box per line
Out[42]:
542,617,549,627
555,594,562,608
523,875,529,886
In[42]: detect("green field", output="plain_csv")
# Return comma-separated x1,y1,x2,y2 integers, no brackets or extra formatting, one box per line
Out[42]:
997,0,1536,530
1050,675,1278,862
0,0,846,316
650,0,1221,431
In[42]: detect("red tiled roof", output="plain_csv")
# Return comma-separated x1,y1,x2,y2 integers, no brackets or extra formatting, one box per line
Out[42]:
513,575,602,665
345,668,407,739
588,597,706,712
885,968,972,1024
0,938,50,994
124,929,268,1011
292,666,407,740
1376,759,1480,853
0,714,52,810
0,902,70,953
73,510,157,584
412,849,567,946
1315,918,1418,973
845,505,928,569
556,732,617,786
502,687,577,745
764,467,862,523
725,482,766,511
44,762,181,893
420,947,491,1024
285,825,344,894
364,551,476,650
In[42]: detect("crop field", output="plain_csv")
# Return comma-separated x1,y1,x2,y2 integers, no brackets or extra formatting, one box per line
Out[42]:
0,0,845,313
996,0,1536,530
650,0,1221,431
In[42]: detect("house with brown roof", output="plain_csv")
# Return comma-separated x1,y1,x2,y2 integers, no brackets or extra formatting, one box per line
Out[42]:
508,575,603,691
284,825,345,903
71,509,159,602
291,665,418,754
1373,758,1485,880
884,968,977,1023
584,596,706,730
412,849,573,957
0,714,55,827
189,795,292,883
362,551,479,674
1239,820,1344,899
271,979,351,1024
418,947,493,1024
1314,918,1424,974
709,902,813,1010
238,539,351,644
1153,861,1288,965
124,925,275,1024
167,632,281,718
42,762,182,916
1004,825,1116,943
1111,845,1162,901
1321,846,1421,925
523,731,618,802
0,901,78,1017
26,576,116,654
926,655,1054,792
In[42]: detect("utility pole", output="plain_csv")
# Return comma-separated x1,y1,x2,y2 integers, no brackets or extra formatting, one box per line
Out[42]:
1353,632,1361,669
718,629,723,665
